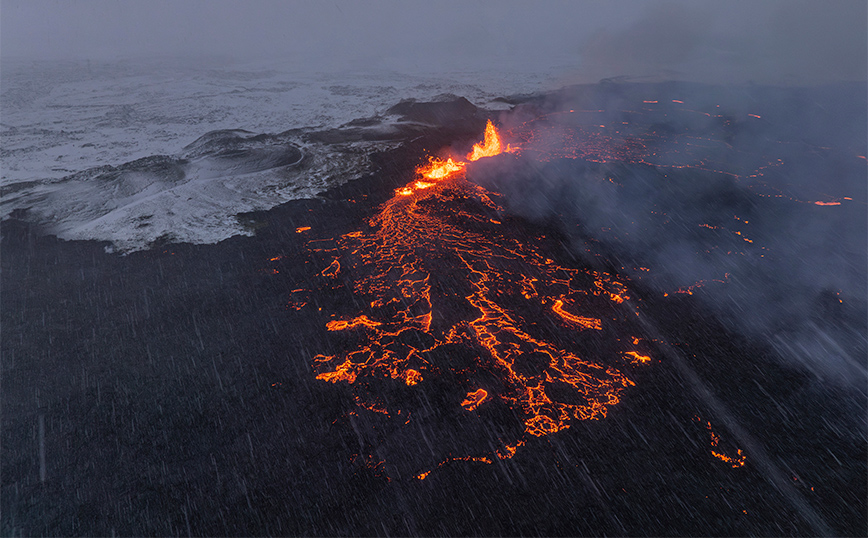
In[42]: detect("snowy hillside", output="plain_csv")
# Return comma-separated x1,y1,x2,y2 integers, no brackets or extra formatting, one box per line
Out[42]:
1,59,553,251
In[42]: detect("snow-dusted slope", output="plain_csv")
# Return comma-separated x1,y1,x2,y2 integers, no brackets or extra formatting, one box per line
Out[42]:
3,128,395,251
1,59,554,251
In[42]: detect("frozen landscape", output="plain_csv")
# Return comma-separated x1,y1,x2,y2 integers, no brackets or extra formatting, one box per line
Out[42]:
2,59,554,251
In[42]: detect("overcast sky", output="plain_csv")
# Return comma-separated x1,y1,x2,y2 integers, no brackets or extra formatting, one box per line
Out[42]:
2,0,865,83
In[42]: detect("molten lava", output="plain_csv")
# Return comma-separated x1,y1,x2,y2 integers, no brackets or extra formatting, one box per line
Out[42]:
461,389,489,411
301,120,649,478
467,119,503,161
413,119,504,185
266,93,858,485
551,299,603,330
624,351,651,364
663,273,731,297
417,157,464,180
697,417,747,468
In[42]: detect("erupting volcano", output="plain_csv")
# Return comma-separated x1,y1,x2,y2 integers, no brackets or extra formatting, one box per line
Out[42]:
247,85,864,534
411,119,506,187
4,70,865,535
302,121,652,477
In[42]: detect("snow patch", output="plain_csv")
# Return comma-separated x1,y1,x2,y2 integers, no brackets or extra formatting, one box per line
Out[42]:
1,59,555,252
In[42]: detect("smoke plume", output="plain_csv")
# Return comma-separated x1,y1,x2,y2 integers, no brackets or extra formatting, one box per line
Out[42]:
470,81,867,388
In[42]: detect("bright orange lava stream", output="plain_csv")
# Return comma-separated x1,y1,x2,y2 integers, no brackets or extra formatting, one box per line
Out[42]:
272,99,853,480
698,417,747,468
551,299,603,330
408,119,504,189
306,121,650,478
467,119,503,161
461,389,489,411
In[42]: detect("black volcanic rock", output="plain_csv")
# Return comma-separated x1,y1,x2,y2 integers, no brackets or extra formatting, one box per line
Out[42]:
386,94,482,128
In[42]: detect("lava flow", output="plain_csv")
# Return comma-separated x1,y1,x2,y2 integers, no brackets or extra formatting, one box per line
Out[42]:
304,120,650,477
408,119,504,188
696,416,747,469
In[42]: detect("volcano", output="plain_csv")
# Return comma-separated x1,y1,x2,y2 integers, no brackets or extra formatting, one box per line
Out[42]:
2,81,865,536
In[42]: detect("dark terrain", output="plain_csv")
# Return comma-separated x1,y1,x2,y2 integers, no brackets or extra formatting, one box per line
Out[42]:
2,87,866,536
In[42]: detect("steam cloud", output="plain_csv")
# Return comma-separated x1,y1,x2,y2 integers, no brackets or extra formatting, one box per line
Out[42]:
470,81,867,388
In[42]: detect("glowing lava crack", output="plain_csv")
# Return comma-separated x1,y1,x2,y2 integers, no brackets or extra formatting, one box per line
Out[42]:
305,120,649,478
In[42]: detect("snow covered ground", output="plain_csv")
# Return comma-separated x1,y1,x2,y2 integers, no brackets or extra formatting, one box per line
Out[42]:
1,58,557,251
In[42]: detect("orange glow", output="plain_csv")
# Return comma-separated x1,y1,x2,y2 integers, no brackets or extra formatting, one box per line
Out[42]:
321,259,340,277
301,116,647,477
415,455,494,480
404,369,422,386
313,357,357,384
326,315,382,331
287,289,308,311
700,224,755,244
497,439,525,459
296,226,311,233
461,389,489,411
699,418,747,468
624,351,651,364
413,120,506,184
519,275,538,299
308,173,637,462
500,105,795,187
712,448,747,468
278,96,855,479
664,274,730,297
417,157,465,180
592,275,629,303
748,114,761,119
551,299,602,330
526,415,560,437
467,120,503,161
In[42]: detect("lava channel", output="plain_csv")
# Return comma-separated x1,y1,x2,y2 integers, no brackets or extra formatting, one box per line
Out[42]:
304,120,651,478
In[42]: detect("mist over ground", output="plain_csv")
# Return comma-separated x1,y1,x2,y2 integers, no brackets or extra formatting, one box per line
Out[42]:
469,81,867,390
2,0,866,85
2,2,866,536
3,0,865,418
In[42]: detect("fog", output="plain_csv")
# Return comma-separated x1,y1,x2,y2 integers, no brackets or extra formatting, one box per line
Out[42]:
2,0,865,383
2,0,866,84
468,81,867,389
2,3,867,535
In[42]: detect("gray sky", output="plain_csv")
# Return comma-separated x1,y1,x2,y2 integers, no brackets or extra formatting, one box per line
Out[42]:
2,0,865,83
